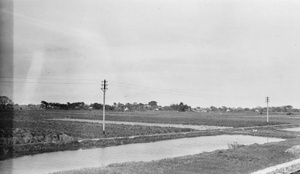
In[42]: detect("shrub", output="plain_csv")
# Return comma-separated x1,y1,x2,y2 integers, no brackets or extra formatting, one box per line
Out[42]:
228,142,244,149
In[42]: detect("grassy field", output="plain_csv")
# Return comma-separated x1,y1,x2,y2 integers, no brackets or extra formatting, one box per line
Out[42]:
7,109,299,127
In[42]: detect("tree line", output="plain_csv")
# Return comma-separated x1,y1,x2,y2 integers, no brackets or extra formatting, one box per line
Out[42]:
0,96,299,113
205,105,298,113
39,100,299,113
39,100,192,112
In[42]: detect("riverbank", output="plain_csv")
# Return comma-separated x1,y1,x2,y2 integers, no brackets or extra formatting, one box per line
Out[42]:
1,123,298,161
0,124,196,160
53,136,300,174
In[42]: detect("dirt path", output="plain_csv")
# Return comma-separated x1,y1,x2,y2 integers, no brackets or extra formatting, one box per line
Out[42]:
51,118,232,130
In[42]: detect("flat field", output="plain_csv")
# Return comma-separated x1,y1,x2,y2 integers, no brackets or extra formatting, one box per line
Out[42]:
6,109,299,126
70,110,300,127
1,109,300,143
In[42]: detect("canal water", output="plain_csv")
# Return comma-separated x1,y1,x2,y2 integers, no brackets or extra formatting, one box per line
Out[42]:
0,135,284,174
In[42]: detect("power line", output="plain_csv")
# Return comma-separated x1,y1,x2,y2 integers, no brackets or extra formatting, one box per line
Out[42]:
0,76,252,98
0,76,266,99
0,76,260,102
109,82,256,101
0,79,98,85
0,76,102,82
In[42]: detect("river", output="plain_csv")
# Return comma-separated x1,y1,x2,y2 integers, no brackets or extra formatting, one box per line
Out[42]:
0,135,284,174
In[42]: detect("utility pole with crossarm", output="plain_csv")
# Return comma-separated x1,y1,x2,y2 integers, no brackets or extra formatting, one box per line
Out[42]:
266,96,270,123
101,79,108,135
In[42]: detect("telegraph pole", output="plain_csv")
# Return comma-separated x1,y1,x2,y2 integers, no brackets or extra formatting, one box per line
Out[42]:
101,79,108,135
266,96,270,123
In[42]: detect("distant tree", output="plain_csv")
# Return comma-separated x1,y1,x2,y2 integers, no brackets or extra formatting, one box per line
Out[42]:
41,101,49,109
244,108,250,111
59,104,68,110
0,96,13,105
210,106,219,111
138,103,145,108
178,102,190,112
170,103,179,111
162,106,171,111
285,105,293,110
148,101,158,108
236,107,244,112
91,103,102,109
68,102,85,109
105,104,114,110
132,102,139,110
222,106,227,112
117,102,124,110
284,105,293,112
125,103,133,110
0,96,13,109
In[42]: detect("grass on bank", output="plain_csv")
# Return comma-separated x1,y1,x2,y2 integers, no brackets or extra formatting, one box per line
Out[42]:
2,120,194,139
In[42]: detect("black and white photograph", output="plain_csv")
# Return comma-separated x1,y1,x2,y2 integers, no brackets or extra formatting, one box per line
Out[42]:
1,0,300,173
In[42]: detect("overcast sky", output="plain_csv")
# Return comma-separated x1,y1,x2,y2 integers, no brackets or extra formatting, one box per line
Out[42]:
1,0,300,108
